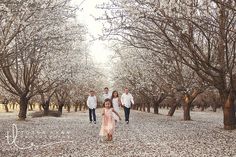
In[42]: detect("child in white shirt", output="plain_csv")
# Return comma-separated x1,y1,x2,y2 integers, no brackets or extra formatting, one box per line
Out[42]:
121,88,134,124
87,90,97,124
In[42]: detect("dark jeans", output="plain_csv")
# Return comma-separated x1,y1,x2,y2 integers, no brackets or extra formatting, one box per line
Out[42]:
124,106,130,122
89,108,96,122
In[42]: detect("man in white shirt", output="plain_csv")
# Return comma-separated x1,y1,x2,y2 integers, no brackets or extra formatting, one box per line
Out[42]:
87,90,97,124
121,87,134,124
103,87,112,101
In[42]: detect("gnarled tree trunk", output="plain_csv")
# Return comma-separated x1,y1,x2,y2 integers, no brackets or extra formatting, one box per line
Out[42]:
168,96,181,116
2,98,9,112
58,103,64,113
168,101,179,116
29,102,34,111
4,104,9,112
154,103,159,114
221,90,236,130
147,103,150,113
79,102,83,111
183,90,202,121
67,104,71,112
43,101,50,116
183,99,191,120
154,93,167,114
142,104,146,112
18,96,29,120
183,95,191,120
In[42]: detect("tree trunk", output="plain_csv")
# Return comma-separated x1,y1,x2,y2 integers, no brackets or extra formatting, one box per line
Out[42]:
18,96,29,120
142,104,146,112
43,101,50,116
212,104,217,112
3,99,9,112
58,104,63,113
168,97,180,116
183,94,194,120
12,103,15,110
222,91,236,130
139,104,142,111
168,102,178,116
201,105,204,111
154,93,167,114
67,104,70,112
154,102,159,114
183,101,191,120
44,107,49,116
136,104,139,110
183,90,202,120
29,103,33,111
79,103,82,111
74,104,78,112
147,103,150,113
4,104,9,112
39,104,42,111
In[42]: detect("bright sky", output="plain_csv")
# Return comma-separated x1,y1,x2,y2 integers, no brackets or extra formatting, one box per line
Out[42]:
72,0,114,65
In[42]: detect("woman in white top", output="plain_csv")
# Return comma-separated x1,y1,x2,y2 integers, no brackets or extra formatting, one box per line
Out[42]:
111,90,121,122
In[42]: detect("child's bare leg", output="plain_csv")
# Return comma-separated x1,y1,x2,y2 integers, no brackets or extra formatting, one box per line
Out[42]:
110,134,112,141
108,134,112,141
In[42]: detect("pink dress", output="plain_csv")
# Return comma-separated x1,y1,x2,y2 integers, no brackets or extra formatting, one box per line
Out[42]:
99,108,115,136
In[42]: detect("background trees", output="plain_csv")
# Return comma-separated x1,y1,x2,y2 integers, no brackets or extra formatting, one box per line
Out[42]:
0,0,105,119
100,0,236,129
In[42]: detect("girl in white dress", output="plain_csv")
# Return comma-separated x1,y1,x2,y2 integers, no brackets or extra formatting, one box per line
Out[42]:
111,91,121,122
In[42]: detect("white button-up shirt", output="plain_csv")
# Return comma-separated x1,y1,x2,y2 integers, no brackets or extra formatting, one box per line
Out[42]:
103,92,112,100
87,96,97,109
121,93,134,108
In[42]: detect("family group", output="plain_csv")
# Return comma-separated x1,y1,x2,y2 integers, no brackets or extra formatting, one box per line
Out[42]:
86,87,134,141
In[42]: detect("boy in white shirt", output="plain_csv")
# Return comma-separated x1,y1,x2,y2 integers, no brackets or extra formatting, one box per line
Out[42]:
103,87,112,100
121,87,134,124
87,90,97,124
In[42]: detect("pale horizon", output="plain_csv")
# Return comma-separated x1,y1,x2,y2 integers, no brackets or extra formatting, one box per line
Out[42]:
73,0,114,65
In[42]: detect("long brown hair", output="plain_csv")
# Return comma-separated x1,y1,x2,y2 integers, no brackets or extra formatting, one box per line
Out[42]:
111,90,119,100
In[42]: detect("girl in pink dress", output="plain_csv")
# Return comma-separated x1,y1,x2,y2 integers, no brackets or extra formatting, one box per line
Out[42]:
99,98,121,141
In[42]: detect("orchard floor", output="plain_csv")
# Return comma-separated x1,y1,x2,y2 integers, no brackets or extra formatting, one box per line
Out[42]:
0,108,236,157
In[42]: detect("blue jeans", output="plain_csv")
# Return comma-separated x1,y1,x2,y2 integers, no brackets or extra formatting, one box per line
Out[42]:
124,106,130,121
89,108,96,122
